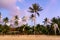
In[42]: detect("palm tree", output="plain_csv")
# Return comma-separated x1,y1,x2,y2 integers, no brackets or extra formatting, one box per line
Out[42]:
43,18,48,26
52,17,60,28
14,21,18,27
30,14,35,23
3,17,9,25
28,3,43,34
43,18,52,26
51,17,60,35
22,16,28,25
28,3,43,26
0,12,2,24
57,16,60,28
14,15,19,20
0,12,2,20
22,16,27,22
14,15,19,27
51,17,58,24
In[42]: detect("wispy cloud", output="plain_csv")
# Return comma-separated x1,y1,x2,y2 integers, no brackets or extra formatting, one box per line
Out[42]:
0,0,23,16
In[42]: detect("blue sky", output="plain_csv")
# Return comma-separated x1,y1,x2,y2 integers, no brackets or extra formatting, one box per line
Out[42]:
0,0,60,25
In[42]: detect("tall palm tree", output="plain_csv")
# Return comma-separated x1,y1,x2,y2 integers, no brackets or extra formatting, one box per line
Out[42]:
14,15,19,27
51,17,60,35
28,3,43,26
3,17,9,25
28,3,43,34
52,17,60,27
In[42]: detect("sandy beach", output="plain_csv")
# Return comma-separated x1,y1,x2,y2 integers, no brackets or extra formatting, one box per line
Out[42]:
0,35,60,40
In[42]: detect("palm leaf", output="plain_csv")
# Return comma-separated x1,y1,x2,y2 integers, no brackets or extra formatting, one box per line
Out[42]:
29,7,34,13
30,14,35,19
37,12,40,16
28,10,34,13
29,7,33,10
32,3,37,11
38,7,43,11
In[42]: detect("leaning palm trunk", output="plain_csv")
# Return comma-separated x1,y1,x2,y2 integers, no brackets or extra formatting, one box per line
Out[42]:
53,23,60,35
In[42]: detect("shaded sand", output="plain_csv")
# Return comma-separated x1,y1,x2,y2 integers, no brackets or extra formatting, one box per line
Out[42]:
0,35,60,40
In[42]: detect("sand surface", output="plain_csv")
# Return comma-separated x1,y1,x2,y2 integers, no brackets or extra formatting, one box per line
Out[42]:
0,35,60,40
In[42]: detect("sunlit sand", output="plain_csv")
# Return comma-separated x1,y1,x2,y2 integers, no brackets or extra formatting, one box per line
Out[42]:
0,35,60,40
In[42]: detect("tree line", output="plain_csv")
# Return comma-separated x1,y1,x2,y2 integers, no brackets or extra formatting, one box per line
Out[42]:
0,3,60,35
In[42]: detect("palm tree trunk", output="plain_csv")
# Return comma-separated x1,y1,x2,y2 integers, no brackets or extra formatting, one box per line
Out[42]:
34,19,35,35
5,22,6,25
33,13,36,35
32,17,35,26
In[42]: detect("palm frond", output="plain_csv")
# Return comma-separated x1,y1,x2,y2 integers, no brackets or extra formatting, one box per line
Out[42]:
28,10,34,13
29,7,34,13
32,3,37,11
44,18,48,22
38,7,43,11
29,7,33,10
32,3,43,12
30,14,35,19
37,12,40,16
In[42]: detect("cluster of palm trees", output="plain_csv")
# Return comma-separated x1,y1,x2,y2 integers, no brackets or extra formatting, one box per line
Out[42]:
0,3,60,35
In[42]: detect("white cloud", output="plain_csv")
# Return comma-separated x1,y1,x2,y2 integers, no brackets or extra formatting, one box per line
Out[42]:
0,0,22,16
9,6,20,16
0,0,29,27
0,0,16,8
